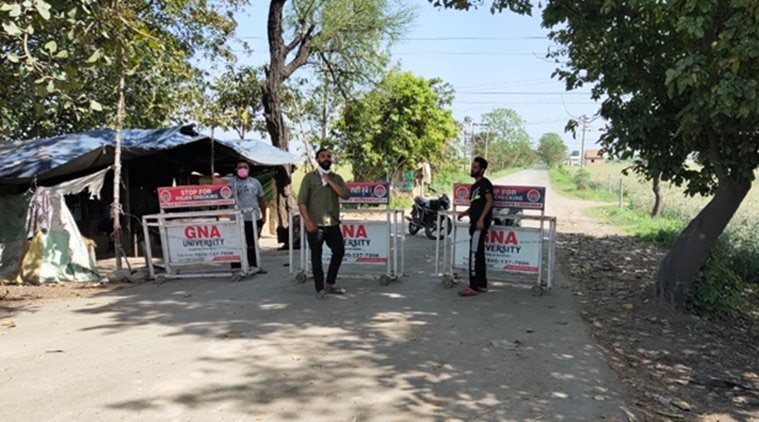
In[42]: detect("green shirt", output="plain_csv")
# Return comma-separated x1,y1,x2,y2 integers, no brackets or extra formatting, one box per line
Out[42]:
297,170,350,227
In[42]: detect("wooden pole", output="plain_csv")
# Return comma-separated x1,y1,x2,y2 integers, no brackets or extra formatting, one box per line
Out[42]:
113,73,125,270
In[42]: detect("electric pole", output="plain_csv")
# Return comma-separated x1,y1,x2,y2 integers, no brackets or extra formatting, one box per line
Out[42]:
579,114,589,168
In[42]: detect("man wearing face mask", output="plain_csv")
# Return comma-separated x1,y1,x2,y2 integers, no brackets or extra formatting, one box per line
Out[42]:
224,161,266,273
297,148,351,299
457,157,494,297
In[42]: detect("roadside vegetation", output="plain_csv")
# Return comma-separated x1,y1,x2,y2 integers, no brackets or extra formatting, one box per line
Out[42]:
550,163,759,319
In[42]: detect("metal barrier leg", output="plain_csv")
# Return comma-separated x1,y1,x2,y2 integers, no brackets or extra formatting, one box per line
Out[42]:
434,212,442,275
252,218,260,274
400,210,406,276
288,211,293,274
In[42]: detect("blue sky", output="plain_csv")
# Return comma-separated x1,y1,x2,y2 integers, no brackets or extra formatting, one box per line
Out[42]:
225,0,604,154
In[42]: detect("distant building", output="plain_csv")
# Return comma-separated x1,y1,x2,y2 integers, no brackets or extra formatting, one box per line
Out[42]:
584,149,604,165
567,150,581,166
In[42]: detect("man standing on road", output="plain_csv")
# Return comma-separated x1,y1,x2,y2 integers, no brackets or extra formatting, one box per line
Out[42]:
222,161,267,273
457,157,494,297
298,148,351,299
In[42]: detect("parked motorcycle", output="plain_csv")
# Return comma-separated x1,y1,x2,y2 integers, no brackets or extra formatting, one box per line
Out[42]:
492,207,523,227
407,193,453,240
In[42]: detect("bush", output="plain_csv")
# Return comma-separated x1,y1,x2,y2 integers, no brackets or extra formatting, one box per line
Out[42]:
689,242,748,318
390,191,413,210
573,168,591,190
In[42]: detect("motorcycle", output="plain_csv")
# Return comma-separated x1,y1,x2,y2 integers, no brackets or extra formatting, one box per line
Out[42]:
407,192,453,240
492,207,523,227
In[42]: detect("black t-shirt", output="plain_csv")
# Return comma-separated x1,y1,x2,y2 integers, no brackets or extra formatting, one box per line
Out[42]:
469,177,493,225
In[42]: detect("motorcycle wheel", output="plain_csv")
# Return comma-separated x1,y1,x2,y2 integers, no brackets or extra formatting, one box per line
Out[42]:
425,216,453,240
408,222,421,235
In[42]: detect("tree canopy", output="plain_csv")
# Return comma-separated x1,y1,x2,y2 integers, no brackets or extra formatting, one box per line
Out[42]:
1,0,244,140
543,0,759,305
334,70,458,182
478,107,536,170
537,132,567,167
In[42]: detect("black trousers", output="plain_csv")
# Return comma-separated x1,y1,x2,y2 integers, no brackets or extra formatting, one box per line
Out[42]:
233,219,263,269
306,225,345,292
469,224,489,290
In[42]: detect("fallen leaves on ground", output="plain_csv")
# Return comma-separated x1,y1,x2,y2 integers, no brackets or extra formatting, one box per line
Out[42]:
558,233,759,420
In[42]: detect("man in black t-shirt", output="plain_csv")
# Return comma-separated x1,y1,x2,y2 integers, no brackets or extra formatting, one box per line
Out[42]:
457,157,494,296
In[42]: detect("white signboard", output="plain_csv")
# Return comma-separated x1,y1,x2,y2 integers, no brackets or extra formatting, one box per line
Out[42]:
166,221,245,264
454,225,541,274
321,221,388,264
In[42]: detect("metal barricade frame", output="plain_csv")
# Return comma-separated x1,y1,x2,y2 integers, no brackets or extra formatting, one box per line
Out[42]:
289,208,405,286
142,209,257,282
435,184,557,296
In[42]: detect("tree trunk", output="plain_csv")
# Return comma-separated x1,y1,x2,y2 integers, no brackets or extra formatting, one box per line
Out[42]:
655,177,751,306
262,75,292,238
263,0,289,240
651,176,662,217
112,72,126,270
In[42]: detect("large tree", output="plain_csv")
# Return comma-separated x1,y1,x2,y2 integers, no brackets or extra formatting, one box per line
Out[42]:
204,65,264,140
543,0,759,306
334,70,458,182
1,0,243,141
261,0,413,235
478,107,535,170
537,132,567,168
2,0,245,267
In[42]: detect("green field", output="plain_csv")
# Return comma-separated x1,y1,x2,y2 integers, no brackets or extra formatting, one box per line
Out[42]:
549,163,759,316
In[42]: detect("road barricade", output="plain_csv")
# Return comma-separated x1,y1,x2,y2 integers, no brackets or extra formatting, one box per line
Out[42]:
435,184,556,296
290,182,405,285
142,184,255,282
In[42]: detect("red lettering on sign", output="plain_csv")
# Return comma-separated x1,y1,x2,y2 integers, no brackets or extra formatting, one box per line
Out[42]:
342,224,368,238
184,225,222,239
486,230,518,245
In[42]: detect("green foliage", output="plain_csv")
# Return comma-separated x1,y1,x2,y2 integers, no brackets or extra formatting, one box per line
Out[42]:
427,0,531,14
537,132,567,167
0,0,244,140
202,65,264,140
690,243,748,318
543,0,759,197
390,193,413,210
584,206,685,247
548,166,618,202
475,107,536,171
334,70,458,182
572,168,590,190
430,168,469,194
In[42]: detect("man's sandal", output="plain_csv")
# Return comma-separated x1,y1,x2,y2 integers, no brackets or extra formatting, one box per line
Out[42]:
326,286,346,295
458,287,478,297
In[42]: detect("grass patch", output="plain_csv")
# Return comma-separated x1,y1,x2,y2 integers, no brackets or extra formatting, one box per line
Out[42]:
548,166,619,202
584,206,685,246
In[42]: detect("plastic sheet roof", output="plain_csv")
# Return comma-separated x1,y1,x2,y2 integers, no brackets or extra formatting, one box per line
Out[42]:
0,124,301,184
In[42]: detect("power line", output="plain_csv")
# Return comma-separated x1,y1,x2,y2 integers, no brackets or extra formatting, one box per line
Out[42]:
394,51,540,56
237,35,548,41
456,91,594,96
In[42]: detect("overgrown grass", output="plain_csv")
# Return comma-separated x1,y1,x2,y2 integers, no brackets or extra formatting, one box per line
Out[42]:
584,206,684,247
554,163,759,318
548,166,619,202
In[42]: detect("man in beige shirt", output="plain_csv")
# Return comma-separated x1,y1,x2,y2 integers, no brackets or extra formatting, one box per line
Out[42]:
297,148,351,299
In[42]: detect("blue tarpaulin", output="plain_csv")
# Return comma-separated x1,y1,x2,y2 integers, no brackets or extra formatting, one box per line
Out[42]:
0,124,300,184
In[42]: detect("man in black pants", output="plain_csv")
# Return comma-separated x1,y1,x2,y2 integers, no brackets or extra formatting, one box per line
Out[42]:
297,148,351,299
457,157,494,297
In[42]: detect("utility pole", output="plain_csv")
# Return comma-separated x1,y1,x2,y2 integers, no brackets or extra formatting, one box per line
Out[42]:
579,114,589,168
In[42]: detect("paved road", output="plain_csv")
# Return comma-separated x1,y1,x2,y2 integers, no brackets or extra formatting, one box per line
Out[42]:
0,168,627,421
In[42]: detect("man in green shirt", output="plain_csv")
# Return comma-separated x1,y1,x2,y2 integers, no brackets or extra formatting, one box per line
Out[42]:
298,148,351,299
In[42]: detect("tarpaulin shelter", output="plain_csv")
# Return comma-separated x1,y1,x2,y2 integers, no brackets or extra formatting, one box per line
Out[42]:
0,167,110,284
0,124,301,259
